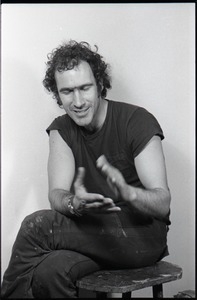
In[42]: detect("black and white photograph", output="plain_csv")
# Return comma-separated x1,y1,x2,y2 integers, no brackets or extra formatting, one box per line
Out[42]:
1,3,195,298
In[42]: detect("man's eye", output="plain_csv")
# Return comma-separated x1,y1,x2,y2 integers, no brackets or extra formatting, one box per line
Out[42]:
63,90,72,95
81,86,90,91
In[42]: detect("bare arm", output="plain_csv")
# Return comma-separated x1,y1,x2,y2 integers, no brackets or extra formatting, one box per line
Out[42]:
48,130,75,216
48,130,120,217
97,135,171,220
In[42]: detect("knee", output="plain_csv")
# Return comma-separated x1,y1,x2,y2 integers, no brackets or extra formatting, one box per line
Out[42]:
22,209,52,223
20,209,53,232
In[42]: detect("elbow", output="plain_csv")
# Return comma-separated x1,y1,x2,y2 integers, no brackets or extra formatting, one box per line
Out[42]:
166,188,171,210
162,188,171,218
48,190,55,210
154,187,171,219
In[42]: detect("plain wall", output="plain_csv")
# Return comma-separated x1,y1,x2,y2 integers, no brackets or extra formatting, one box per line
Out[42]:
1,3,195,297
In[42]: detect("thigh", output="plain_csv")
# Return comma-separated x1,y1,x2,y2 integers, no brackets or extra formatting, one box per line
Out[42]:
114,210,169,268
33,249,101,281
19,209,168,269
33,210,168,269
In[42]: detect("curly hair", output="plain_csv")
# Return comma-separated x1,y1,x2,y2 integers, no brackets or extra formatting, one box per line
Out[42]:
43,40,112,106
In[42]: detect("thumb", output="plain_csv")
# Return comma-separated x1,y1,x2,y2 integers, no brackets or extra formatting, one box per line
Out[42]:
96,155,109,169
97,155,112,179
74,167,86,188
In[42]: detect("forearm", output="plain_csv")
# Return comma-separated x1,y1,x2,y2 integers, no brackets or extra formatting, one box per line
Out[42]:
48,188,75,217
122,184,171,220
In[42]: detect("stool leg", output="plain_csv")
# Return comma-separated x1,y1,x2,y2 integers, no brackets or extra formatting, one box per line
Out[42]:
96,291,108,298
153,284,163,298
76,287,80,297
122,291,132,299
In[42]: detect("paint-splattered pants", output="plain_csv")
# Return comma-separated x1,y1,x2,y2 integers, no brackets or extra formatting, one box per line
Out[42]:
1,209,169,298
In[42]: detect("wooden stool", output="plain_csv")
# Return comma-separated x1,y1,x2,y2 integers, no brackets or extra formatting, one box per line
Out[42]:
76,261,182,298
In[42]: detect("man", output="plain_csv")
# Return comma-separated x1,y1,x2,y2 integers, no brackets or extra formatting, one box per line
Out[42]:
1,40,171,298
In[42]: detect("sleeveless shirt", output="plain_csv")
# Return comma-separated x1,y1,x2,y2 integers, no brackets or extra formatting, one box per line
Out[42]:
47,99,170,224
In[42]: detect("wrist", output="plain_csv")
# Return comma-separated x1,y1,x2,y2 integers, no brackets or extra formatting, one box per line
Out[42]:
73,196,86,215
122,184,137,202
67,195,83,217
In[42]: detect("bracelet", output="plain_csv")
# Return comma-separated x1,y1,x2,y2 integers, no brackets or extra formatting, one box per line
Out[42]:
67,197,82,217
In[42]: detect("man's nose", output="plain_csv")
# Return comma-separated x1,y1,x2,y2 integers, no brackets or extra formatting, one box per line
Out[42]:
73,89,85,108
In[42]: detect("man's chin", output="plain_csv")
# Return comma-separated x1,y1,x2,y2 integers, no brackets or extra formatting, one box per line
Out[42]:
73,117,91,128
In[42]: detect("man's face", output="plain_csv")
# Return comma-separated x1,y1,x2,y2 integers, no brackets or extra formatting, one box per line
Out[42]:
55,60,103,131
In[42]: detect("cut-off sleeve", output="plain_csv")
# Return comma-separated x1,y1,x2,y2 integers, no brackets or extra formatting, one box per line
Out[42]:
126,107,164,158
46,115,73,148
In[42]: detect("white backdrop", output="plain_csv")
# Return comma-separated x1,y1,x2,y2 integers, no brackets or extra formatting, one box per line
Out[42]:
2,3,195,297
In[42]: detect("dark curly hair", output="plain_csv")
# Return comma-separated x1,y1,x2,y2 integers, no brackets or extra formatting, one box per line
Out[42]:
43,40,112,106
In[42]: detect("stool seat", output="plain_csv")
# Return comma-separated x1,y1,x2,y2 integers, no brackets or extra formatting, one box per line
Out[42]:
76,261,182,298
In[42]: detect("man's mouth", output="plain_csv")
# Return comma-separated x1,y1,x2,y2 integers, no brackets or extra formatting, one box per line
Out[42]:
73,107,90,116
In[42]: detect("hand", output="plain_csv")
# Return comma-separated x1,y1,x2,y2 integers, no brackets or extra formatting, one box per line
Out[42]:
73,167,121,214
96,155,128,200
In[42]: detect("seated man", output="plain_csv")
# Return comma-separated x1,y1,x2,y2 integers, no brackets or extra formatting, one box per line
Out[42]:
1,40,171,298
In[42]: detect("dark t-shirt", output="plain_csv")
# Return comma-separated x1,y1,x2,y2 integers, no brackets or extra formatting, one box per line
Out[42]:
46,99,169,218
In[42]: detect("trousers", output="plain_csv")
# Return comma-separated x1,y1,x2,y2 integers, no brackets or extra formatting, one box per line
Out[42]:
1,209,169,298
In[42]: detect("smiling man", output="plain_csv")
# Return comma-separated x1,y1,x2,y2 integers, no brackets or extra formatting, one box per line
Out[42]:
1,40,171,298
55,60,107,131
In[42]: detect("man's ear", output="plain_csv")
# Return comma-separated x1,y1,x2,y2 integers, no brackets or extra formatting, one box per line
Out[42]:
57,96,63,108
97,81,103,97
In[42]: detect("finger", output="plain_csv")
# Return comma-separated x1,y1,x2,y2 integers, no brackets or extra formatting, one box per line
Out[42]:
96,155,112,175
85,202,106,209
105,206,121,212
98,157,125,192
86,203,121,213
95,206,121,213
74,167,85,188
96,154,108,168
85,199,114,209
102,198,115,206
97,155,115,179
82,193,105,202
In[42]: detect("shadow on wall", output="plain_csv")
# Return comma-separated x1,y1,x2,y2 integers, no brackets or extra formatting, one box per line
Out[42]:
164,139,194,230
162,140,195,296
